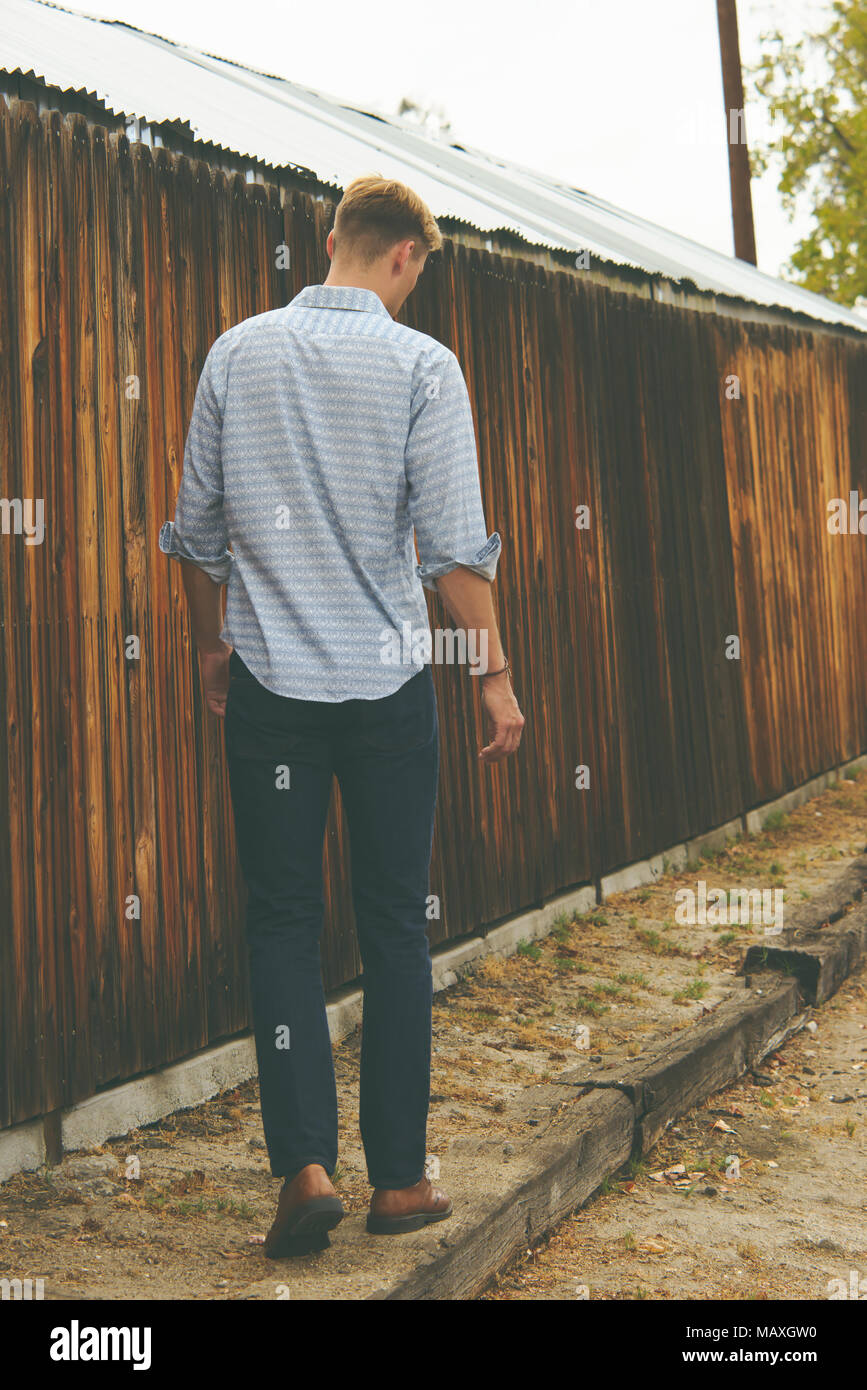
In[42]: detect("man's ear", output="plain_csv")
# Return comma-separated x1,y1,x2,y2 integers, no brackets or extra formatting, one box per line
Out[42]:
395,238,415,274
326,228,335,261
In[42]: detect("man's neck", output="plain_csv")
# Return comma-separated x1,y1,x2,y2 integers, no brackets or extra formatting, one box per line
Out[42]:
323,263,404,316
324,269,386,301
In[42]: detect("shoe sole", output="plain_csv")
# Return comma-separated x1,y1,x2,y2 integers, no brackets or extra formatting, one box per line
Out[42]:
265,1196,345,1258
366,1202,453,1235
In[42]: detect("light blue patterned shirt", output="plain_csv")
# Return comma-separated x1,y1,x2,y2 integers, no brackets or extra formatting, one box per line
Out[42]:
159,284,501,701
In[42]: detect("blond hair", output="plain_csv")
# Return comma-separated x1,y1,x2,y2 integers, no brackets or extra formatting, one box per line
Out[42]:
332,174,443,265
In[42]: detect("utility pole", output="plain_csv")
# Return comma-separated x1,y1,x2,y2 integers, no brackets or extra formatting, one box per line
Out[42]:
716,0,758,264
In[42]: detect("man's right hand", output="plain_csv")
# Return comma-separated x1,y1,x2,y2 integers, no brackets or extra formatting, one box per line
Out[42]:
478,674,525,762
200,640,232,719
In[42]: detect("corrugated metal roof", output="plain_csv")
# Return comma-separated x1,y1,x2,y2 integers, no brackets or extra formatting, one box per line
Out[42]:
5,0,866,333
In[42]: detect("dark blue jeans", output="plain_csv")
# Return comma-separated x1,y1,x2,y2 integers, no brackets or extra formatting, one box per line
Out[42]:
224,650,439,1190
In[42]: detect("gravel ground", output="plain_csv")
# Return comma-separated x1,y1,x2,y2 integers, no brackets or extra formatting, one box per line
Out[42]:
1,772,865,1299
480,960,867,1300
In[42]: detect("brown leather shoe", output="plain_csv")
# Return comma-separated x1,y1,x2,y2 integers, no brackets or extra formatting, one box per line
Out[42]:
264,1164,344,1258
367,1175,453,1234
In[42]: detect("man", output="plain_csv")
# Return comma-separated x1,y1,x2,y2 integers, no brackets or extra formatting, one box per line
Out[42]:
159,174,524,1257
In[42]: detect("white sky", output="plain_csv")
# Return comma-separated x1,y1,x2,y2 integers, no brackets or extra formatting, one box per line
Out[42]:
57,0,835,279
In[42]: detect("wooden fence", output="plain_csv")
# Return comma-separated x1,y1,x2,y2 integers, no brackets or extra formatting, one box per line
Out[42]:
1,98,866,1129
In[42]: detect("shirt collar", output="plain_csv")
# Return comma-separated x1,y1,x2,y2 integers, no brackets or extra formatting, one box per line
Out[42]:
289,284,391,318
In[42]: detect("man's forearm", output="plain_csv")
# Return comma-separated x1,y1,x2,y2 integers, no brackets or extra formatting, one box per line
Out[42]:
179,560,227,654
434,567,506,675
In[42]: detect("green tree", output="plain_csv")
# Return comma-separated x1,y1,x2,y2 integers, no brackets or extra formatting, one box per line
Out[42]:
749,0,867,307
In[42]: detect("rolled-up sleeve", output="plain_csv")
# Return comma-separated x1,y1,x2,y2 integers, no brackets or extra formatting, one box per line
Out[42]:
405,346,502,592
159,344,234,586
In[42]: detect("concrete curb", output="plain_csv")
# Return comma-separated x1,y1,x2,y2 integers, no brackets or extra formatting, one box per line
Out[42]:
744,770,839,834
60,1037,258,1158
2,757,865,1183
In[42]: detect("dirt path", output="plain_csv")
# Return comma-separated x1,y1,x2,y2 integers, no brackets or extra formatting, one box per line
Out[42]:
480,959,867,1300
1,772,865,1299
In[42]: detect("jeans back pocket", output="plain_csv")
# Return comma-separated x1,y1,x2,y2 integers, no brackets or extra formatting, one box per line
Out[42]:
357,666,437,754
